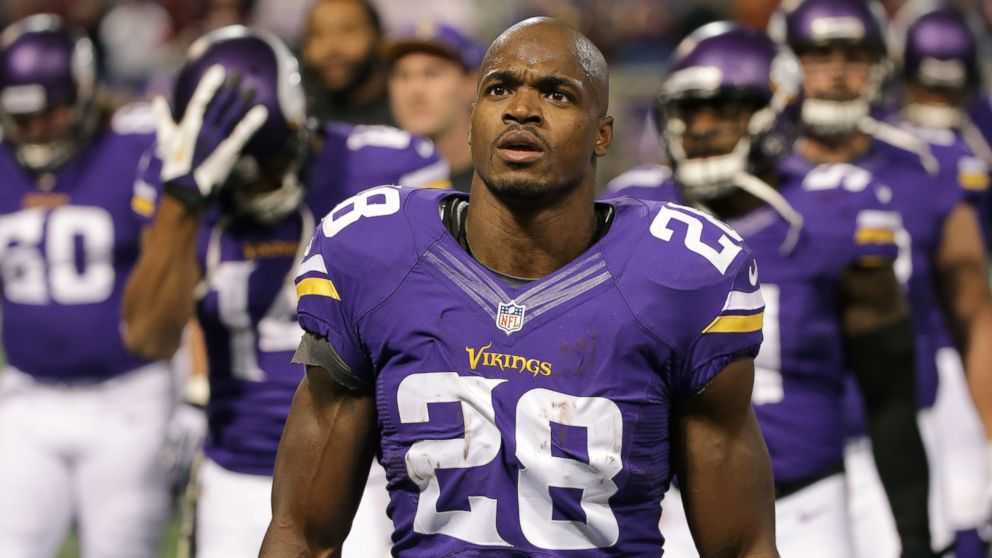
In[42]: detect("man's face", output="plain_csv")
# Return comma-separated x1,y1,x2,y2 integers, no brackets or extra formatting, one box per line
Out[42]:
389,52,475,138
674,98,753,159
4,104,73,146
799,44,875,101
471,35,611,200
303,0,379,94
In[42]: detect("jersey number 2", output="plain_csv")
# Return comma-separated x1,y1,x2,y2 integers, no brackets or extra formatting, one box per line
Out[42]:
398,372,624,550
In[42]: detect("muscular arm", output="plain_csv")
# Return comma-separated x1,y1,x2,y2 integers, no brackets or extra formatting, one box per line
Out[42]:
260,366,378,558
840,263,932,557
933,203,992,439
673,357,778,558
122,196,203,360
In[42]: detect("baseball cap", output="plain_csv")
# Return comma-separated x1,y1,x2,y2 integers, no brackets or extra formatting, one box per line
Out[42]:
385,21,485,70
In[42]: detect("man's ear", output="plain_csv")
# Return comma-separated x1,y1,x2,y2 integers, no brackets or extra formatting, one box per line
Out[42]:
595,115,614,157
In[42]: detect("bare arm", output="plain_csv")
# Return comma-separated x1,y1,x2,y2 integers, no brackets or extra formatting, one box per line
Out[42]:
260,366,378,558
122,196,203,360
673,357,778,558
840,263,932,557
933,203,992,439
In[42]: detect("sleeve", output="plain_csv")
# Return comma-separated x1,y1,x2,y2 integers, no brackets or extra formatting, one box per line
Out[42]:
293,226,374,389
674,250,765,399
130,147,163,225
851,182,901,265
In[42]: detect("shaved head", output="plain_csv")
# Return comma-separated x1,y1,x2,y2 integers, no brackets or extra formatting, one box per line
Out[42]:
482,17,609,115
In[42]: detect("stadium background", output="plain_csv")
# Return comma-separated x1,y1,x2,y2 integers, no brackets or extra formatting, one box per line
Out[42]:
0,0,982,555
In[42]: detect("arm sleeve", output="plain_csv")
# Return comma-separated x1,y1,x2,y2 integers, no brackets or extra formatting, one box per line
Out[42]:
131,148,163,225
676,250,765,399
294,227,374,389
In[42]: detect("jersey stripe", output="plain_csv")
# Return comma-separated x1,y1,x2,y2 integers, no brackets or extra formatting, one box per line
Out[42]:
296,277,341,301
702,312,764,334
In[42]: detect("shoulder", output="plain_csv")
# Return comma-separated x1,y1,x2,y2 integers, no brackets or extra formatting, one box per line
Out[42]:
606,198,756,341
602,164,673,199
320,122,449,188
303,186,448,314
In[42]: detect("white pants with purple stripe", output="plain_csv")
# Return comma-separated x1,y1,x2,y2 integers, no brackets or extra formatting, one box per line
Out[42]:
0,363,173,558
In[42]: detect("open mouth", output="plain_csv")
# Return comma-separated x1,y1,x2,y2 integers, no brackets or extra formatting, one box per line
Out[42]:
496,130,546,164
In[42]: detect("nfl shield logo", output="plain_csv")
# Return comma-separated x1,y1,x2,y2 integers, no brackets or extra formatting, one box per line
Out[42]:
496,301,526,334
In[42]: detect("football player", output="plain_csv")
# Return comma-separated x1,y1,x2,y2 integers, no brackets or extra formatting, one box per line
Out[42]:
121,26,450,558
888,6,992,555
604,22,930,557
772,0,992,555
0,15,173,558
261,17,778,557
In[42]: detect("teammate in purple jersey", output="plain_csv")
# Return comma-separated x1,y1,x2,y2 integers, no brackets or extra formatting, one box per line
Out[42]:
122,26,449,558
262,17,778,557
885,8,992,555
769,1,992,556
0,15,175,558
605,22,930,557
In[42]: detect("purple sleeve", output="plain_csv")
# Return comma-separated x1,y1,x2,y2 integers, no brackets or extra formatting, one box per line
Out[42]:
130,147,163,225
676,250,764,399
294,226,373,387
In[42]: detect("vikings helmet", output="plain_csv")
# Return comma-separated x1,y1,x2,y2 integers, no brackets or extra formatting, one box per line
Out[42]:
659,22,800,200
898,6,978,128
770,0,890,135
172,26,309,223
0,14,97,173
659,22,805,252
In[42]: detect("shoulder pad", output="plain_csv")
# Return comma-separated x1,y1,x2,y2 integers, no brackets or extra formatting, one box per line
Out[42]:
604,164,671,194
111,102,157,135
607,199,759,355
305,185,425,316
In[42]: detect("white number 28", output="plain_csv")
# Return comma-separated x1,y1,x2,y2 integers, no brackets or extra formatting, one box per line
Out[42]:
397,372,624,550
650,204,743,274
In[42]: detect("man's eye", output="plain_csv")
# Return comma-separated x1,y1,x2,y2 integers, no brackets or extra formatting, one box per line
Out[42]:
548,91,569,102
488,85,508,96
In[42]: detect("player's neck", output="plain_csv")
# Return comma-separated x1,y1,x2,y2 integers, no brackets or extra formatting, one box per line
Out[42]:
434,121,473,175
798,132,871,164
464,181,598,280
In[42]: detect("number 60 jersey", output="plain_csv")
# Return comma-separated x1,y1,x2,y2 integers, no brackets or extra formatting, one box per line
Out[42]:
295,187,764,556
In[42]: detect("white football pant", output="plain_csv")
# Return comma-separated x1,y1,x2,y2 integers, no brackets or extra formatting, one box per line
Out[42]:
196,456,393,557
661,474,854,557
0,363,173,558
845,407,954,557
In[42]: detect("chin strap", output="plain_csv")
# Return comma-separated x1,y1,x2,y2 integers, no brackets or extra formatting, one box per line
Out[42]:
858,116,940,176
732,171,805,255
801,97,871,136
670,136,750,200
901,103,964,129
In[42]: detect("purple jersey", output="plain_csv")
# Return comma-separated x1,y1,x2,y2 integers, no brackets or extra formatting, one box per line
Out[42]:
296,186,763,556
133,122,448,476
891,119,992,244
845,140,964,416
0,104,156,382
606,160,900,485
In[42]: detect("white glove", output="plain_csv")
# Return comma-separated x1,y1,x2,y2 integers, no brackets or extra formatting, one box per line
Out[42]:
162,401,208,489
153,64,268,208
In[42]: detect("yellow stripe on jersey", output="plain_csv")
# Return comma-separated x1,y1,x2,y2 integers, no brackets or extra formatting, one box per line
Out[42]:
959,172,990,191
131,196,154,217
420,178,452,189
855,228,896,245
703,312,764,334
296,277,341,301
